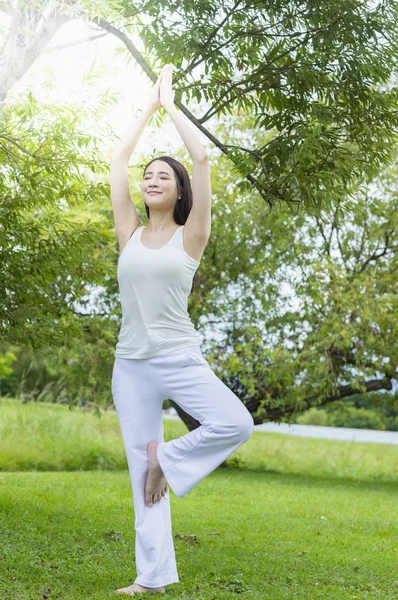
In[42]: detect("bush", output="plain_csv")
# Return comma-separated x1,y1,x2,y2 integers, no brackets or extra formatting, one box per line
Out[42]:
297,407,329,426
386,415,398,431
328,407,386,430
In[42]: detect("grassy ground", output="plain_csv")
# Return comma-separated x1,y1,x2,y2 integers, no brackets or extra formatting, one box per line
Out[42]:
0,398,397,599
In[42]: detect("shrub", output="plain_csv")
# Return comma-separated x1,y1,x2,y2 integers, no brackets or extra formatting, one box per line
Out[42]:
328,407,386,430
297,407,329,426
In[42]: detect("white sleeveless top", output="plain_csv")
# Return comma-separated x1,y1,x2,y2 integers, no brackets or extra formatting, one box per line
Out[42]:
114,224,201,359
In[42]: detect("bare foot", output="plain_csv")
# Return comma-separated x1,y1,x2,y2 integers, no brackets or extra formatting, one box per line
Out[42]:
116,583,165,595
145,441,168,507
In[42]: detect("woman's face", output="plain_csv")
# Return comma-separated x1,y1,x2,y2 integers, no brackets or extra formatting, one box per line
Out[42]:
141,160,178,208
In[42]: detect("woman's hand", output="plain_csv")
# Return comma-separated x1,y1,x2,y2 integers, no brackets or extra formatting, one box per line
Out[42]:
159,64,175,111
147,70,162,112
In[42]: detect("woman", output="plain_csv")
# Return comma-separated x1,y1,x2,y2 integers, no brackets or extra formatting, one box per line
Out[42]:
110,64,254,596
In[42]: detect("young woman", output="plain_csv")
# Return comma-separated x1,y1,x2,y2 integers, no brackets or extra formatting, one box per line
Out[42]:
110,64,254,596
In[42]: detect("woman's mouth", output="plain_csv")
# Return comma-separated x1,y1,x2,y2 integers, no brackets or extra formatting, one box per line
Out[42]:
148,191,162,195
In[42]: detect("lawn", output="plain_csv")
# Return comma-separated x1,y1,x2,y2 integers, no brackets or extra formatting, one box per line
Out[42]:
0,398,397,599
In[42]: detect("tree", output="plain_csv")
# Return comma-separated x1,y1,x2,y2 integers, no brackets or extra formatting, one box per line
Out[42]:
98,0,398,207
1,1,398,207
0,91,118,350
171,151,397,430
0,0,397,426
3,144,396,429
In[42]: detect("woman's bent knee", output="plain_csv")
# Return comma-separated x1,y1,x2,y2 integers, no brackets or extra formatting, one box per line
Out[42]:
237,412,255,442
209,414,254,443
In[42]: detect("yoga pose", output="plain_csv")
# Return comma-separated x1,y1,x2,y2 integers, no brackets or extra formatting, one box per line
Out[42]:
110,64,254,596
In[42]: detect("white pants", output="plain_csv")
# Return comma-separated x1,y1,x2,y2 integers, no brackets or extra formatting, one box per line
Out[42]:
111,345,254,588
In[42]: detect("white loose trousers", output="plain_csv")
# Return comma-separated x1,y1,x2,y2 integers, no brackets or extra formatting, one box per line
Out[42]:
111,345,254,588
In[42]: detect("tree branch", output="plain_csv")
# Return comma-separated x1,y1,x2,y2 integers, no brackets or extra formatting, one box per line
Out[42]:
177,4,315,80
95,19,276,204
253,375,393,424
199,1,363,124
181,0,244,76
356,230,391,274
172,371,394,432
0,1,70,104
314,214,330,254
199,33,311,123
43,32,108,53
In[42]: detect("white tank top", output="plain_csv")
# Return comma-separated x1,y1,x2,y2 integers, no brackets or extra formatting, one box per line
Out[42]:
114,224,201,359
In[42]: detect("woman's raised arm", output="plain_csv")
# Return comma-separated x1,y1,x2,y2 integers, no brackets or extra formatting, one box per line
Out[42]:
110,72,162,252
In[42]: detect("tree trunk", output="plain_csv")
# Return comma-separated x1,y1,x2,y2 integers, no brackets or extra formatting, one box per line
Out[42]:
0,2,70,104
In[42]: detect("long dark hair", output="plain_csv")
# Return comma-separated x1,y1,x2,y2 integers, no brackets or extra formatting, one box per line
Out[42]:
142,155,200,294
142,155,193,224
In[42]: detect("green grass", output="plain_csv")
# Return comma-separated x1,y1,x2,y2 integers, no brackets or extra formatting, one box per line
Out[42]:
0,397,397,599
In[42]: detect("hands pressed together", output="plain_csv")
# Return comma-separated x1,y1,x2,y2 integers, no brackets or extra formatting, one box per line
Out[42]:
148,64,176,112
